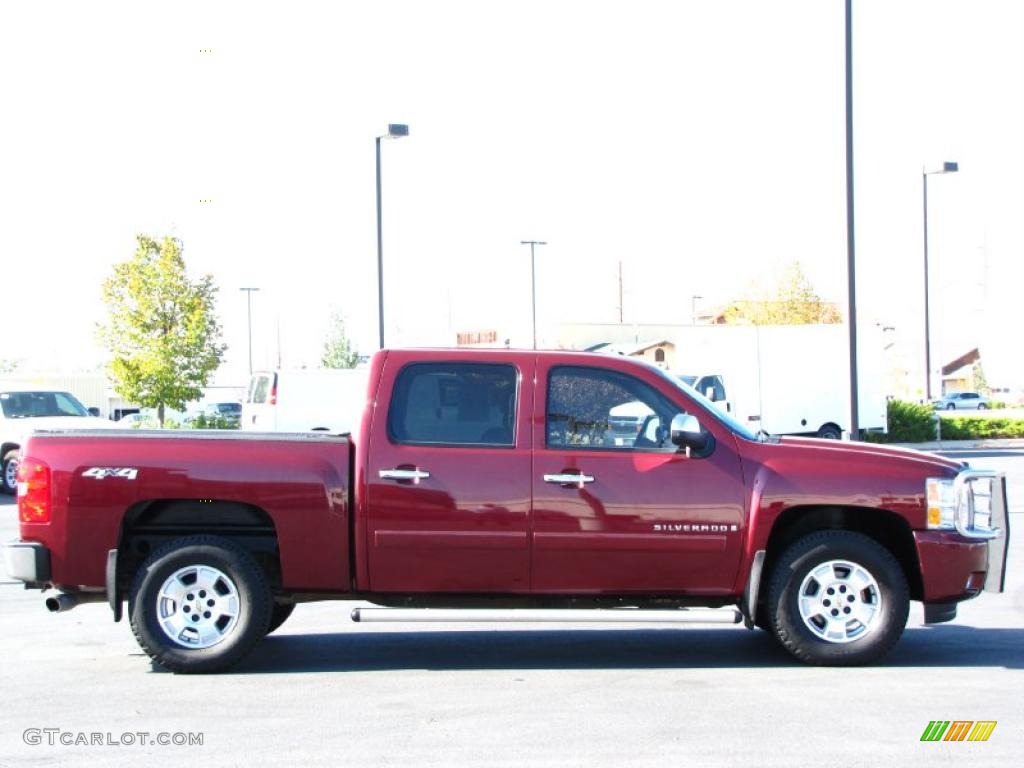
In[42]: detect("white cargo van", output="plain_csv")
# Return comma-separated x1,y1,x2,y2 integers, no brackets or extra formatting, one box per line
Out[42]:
672,324,887,439
242,369,369,433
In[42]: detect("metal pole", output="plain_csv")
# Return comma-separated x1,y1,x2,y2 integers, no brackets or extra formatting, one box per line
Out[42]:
376,136,384,350
922,170,932,401
521,241,546,349
531,243,537,349
240,287,259,375
618,261,624,323
845,0,860,440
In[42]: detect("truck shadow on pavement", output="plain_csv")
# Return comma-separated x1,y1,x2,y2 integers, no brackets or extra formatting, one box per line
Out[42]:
234,625,1024,674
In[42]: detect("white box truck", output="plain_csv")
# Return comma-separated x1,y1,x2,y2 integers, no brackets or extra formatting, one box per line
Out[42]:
673,324,887,439
242,368,369,433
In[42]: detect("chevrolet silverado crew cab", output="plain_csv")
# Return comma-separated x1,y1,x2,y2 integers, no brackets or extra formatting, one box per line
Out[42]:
2,349,1010,673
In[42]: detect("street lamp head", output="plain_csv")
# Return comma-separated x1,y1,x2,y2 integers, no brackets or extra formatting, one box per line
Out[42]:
520,240,547,246
384,123,409,139
925,161,959,175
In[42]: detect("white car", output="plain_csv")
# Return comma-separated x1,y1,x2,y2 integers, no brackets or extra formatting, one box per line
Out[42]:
932,392,991,411
0,389,120,494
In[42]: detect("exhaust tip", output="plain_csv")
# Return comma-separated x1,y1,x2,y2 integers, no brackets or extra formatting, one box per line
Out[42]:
45,596,62,613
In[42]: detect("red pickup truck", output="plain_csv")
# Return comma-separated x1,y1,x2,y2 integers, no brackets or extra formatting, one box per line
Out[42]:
3,349,1009,673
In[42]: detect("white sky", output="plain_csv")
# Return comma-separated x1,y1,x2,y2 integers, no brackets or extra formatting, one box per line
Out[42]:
1,0,1021,387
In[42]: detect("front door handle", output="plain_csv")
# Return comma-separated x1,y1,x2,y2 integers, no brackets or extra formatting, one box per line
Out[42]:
543,473,595,487
379,468,431,482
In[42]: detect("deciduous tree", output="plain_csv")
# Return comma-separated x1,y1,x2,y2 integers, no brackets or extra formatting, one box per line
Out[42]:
721,262,842,325
321,310,360,369
98,235,225,426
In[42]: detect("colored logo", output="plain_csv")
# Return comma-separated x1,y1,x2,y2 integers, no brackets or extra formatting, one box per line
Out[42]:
920,721,997,742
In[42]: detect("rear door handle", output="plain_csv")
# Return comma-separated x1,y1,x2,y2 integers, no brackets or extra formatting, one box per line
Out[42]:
379,468,431,482
543,473,595,487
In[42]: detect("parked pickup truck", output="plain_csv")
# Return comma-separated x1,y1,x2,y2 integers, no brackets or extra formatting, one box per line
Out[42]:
2,349,1010,673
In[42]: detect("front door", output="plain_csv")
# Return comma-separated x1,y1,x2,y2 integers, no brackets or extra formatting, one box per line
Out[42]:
366,354,533,593
531,361,746,595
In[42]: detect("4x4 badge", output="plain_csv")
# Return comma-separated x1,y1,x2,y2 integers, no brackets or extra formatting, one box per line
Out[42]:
82,467,139,480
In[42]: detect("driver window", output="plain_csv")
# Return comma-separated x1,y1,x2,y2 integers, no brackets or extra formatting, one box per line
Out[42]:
546,366,684,452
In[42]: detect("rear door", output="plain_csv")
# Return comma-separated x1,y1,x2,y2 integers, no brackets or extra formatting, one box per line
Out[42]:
531,359,746,595
242,372,276,431
365,353,533,593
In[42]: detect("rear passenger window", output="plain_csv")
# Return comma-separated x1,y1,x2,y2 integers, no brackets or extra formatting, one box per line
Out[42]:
388,363,517,447
251,375,271,404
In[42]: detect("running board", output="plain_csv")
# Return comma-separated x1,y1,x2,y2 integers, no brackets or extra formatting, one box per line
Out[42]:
351,607,742,625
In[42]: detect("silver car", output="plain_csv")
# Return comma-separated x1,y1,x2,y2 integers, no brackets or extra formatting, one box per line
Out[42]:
933,392,990,410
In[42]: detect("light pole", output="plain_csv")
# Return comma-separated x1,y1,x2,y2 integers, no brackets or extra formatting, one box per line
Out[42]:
240,287,259,374
376,123,409,350
845,0,859,440
922,161,959,401
691,295,703,325
520,240,546,349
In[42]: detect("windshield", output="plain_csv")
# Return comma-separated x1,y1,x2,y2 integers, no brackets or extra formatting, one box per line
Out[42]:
643,365,760,441
217,403,242,414
0,391,90,418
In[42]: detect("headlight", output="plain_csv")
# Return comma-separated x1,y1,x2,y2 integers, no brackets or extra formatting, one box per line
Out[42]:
926,471,1000,540
925,477,956,529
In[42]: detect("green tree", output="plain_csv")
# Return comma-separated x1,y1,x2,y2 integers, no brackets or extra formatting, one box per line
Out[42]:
722,262,842,325
0,359,17,374
971,362,989,395
98,235,226,426
321,310,359,369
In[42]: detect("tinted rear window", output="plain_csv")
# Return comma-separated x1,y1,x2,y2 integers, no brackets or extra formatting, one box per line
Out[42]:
387,363,517,447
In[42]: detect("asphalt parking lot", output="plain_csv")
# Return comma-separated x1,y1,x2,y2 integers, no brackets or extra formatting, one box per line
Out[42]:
1,450,1021,767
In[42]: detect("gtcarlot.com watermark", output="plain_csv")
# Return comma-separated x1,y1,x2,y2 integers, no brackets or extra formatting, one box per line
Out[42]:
24,729,203,747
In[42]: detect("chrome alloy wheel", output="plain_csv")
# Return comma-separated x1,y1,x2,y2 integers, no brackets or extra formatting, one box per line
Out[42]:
797,560,881,644
4,458,17,491
156,565,241,649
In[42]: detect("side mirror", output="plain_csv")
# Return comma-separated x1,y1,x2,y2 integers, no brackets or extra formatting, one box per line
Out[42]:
87,407,100,417
670,413,711,452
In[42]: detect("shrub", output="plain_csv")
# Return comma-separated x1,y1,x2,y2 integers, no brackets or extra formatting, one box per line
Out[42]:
882,399,937,443
941,417,1024,440
189,413,239,430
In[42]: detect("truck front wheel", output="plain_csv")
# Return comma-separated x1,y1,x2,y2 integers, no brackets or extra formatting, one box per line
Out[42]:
767,531,908,666
128,535,272,673
266,602,295,635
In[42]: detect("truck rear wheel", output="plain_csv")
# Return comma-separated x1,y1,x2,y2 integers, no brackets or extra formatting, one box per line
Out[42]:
767,531,908,666
128,535,272,673
2,450,18,495
816,424,842,440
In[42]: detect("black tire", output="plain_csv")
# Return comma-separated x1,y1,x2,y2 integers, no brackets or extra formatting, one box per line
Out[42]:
129,535,272,674
816,424,842,440
946,403,956,410
1,449,18,495
978,403,988,410
767,531,908,666
266,602,295,635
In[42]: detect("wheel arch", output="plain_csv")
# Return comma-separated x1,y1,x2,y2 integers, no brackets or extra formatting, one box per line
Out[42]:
116,499,283,608
755,504,923,624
